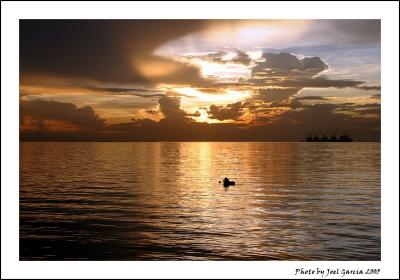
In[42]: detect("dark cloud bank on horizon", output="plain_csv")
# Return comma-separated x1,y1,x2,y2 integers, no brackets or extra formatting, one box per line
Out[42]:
20,98,380,142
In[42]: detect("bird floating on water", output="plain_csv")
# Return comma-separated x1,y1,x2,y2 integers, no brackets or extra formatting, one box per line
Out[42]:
221,177,235,187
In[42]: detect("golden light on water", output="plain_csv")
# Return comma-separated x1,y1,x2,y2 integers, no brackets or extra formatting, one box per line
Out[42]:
20,141,381,260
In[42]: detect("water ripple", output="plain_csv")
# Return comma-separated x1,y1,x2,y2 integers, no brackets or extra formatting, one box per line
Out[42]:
20,142,380,260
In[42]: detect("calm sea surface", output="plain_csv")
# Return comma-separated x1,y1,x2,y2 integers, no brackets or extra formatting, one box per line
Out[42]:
20,142,380,260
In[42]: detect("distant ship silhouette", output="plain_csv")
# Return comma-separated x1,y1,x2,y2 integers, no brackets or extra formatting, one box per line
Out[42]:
305,129,353,142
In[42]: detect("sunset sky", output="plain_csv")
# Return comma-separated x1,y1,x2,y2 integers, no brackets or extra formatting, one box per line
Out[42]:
19,20,381,141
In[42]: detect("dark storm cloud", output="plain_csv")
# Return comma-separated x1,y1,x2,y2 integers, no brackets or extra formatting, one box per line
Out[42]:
20,20,209,85
252,52,328,78
20,99,104,129
248,52,379,99
158,95,187,119
248,52,368,102
172,50,369,104
207,102,246,121
157,94,200,119
194,52,374,99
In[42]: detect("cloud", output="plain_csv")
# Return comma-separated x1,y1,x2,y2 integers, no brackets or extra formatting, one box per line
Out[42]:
294,96,327,101
87,86,168,99
244,52,374,102
370,94,381,100
352,103,381,109
87,86,151,93
20,20,380,106
20,99,380,142
158,95,187,119
231,50,252,65
256,88,301,102
252,52,328,78
343,103,381,117
331,103,381,114
145,109,160,115
134,54,210,85
19,20,381,142
86,86,160,94
157,93,200,120
20,20,209,86
188,110,201,117
131,93,166,98
356,85,381,91
269,98,303,109
172,51,369,104
207,102,246,121
355,108,381,115
273,77,364,88
20,99,104,132
259,103,379,141
190,49,251,66
187,51,376,101
96,100,155,110
195,51,227,64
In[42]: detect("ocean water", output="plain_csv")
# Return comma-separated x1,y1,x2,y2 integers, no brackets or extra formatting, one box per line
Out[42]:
19,142,380,260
